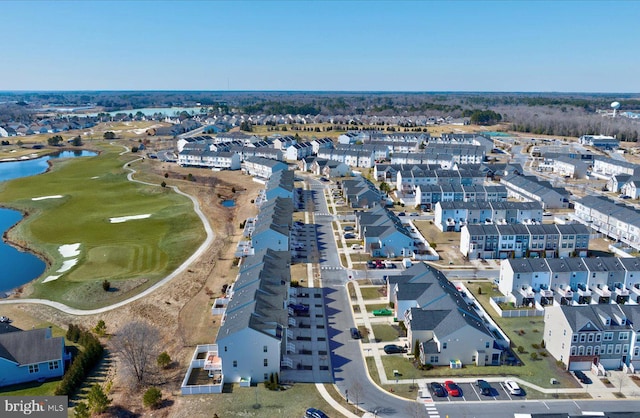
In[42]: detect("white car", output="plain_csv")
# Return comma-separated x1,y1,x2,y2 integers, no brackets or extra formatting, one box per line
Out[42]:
504,380,522,395
351,244,363,250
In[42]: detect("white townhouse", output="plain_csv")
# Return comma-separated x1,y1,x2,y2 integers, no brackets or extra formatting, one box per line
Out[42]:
574,195,640,251
271,135,297,150
591,156,640,180
285,142,314,161
242,157,289,179
553,155,589,179
216,249,291,384
434,200,542,232
310,137,334,154
500,173,570,209
621,179,640,200
579,134,620,150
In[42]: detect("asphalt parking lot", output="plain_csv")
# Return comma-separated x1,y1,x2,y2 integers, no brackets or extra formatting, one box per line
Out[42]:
429,381,527,402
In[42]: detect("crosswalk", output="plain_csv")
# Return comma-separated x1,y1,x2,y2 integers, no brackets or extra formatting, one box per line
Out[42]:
423,400,440,417
320,266,343,270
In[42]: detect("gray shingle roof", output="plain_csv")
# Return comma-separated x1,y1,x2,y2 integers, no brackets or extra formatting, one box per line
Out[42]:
0,328,63,365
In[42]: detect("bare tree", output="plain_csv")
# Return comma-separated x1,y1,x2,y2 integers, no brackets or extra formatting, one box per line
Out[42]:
112,321,160,386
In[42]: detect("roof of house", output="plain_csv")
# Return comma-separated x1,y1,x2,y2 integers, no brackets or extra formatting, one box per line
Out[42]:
0,327,63,365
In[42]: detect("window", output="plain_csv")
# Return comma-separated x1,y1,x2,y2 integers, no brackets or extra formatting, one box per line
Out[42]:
430,355,439,363
619,332,630,341
264,359,268,367
571,346,577,355
233,360,237,368
442,342,447,349
264,373,269,381
572,335,578,343
615,345,622,354
578,346,585,355
607,345,614,354
580,334,586,343
224,346,227,352
263,345,268,352
623,344,629,354
485,342,490,348
596,334,602,342
48,361,59,371
588,334,594,342
594,346,600,355
28,364,39,374
586,346,592,356
604,332,614,341
634,347,640,356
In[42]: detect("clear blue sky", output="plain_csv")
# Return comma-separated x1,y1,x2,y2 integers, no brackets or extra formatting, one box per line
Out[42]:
1,1,638,92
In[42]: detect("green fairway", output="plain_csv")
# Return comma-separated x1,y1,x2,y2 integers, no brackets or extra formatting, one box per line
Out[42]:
0,144,206,309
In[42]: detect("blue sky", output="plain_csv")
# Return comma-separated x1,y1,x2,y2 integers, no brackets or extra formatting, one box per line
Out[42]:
1,1,638,92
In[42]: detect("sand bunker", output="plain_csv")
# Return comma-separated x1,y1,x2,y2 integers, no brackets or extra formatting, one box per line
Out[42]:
110,214,151,223
42,275,61,283
32,195,63,201
59,243,81,258
57,259,78,273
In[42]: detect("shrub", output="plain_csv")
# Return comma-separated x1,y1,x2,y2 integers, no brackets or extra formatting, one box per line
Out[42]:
73,402,90,418
143,387,162,409
532,343,540,349
161,181,167,188
131,146,139,153
164,173,169,178
94,320,106,336
87,384,111,414
530,352,538,360
102,280,111,291
517,345,525,353
157,352,171,369
56,326,104,396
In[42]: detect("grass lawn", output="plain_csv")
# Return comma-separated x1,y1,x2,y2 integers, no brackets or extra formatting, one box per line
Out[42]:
0,144,205,308
360,286,384,300
371,324,404,342
176,383,336,418
365,303,389,313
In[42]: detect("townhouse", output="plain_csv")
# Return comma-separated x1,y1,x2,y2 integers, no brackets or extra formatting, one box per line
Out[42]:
591,156,640,180
460,223,590,260
317,148,376,168
414,184,507,210
251,197,294,252
579,134,620,150
216,249,292,383
544,304,640,372
386,263,501,367
285,142,314,161
396,168,485,193
553,155,589,179
574,195,640,251
178,149,241,170
354,205,414,257
341,178,384,208
241,157,289,179
434,200,543,232
228,145,284,162
500,173,570,209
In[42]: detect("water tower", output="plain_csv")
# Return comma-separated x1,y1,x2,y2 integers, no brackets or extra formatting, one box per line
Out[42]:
611,101,621,118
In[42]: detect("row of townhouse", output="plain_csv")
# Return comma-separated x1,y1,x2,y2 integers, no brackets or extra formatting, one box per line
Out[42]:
432,133,494,154
578,134,620,150
338,131,429,145
341,178,385,209
552,155,590,179
390,143,485,165
591,156,640,180
499,257,640,308
178,150,241,170
434,200,543,232
241,157,289,179
283,137,333,160
544,303,640,372
500,173,570,209
317,148,376,168
354,205,414,257
387,263,503,367
573,195,640,251
251,197,294,253
375,162,522,184
216,249,292,384
396,168,486,193
308,158,350,178
460,223,590,260
415,184,508,210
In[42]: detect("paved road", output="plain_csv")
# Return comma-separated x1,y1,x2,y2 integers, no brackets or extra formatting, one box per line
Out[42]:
303,177,417,417
0,153,215,315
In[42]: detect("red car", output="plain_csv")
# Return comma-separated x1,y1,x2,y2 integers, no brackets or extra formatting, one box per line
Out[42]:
443,380,461,397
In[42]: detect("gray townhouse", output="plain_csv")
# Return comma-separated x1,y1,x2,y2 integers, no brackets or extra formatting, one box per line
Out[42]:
434,200,543,232
500,173,570,209
341,178,384,208
460,223,590,260
591,156,640,180
415,184,508,210
544,304,640,372
354,205,414,257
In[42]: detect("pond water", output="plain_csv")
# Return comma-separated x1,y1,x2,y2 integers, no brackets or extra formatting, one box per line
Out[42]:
0,150,97,294
221,200,236,207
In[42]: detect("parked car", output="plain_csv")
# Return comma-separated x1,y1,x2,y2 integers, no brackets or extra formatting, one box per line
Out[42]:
475,379,493,396
374,260,385,269
410,212,419,216
366,260,376,269
351,244,363,250
383,344,407,354
574,370,592,384
305,407,329,418
344,233,356,239
383,261,396,269
0,316,11,323
343,225,354,231
397,212,406,216
429,382,447,397
373,308,393,316
504,380,523,395
443,380,461,397
350,327,361,339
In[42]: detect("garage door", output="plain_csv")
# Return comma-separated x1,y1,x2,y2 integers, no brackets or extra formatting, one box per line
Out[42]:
569,360,591,371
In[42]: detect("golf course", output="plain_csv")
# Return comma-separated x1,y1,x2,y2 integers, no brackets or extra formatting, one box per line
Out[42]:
0,143,206,309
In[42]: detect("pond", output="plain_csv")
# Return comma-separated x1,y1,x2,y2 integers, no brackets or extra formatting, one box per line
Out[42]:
0,150,97,294
221,200,236,208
